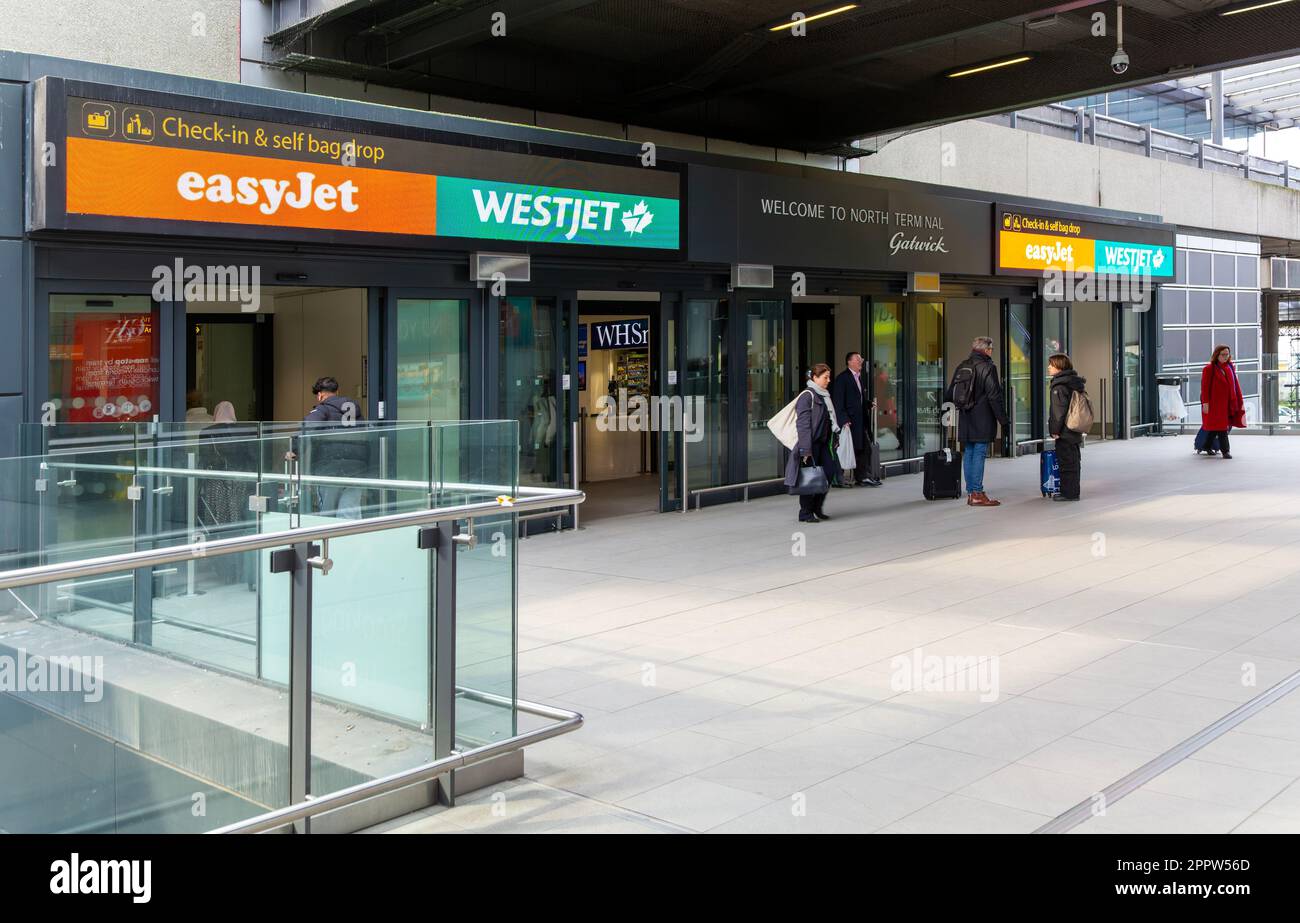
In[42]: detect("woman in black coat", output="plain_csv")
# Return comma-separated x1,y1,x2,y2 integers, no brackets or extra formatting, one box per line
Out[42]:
783,363,841,523
1047,353,1086,502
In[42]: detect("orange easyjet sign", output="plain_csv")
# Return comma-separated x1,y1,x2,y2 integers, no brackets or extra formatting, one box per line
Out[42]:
66,137,437,235
997,229,1097,274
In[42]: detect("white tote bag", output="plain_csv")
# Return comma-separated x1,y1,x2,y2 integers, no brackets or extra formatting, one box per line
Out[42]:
767,392,807,449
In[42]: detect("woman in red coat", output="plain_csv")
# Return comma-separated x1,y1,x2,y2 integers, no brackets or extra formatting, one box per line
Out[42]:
1200,344,1246,459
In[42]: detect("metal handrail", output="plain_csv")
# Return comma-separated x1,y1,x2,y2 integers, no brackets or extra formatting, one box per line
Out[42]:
0,488,585,592
207,694,583,834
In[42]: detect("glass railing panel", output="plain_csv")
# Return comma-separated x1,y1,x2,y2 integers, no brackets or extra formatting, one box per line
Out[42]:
442,421,519,747
30,426,140,642
0,555,291,832
141,424,265,677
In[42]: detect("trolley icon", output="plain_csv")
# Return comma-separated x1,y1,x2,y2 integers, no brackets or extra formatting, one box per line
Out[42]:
123,108,155,142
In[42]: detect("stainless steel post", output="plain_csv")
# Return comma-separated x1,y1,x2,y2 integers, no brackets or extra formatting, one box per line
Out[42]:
1099,378,1108,441
571,420,580,531
681,423,689,514
433,519,457,806
1124,375,1134,440
185,451,197,596
287,541,313,833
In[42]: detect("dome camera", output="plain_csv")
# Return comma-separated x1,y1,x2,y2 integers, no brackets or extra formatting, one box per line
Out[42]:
1111,47,1130,75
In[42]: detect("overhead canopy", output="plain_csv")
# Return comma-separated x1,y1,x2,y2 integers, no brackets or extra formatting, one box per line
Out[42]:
261,0,1300,153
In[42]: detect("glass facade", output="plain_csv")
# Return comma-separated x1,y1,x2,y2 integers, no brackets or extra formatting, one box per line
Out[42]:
1059,88,1256,141
1160,235,1262,424
914,301,946,454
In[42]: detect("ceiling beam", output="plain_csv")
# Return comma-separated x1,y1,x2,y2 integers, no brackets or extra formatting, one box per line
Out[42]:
381,0,600,68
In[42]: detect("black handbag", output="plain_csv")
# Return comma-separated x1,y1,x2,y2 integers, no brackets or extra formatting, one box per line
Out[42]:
791,459,828,495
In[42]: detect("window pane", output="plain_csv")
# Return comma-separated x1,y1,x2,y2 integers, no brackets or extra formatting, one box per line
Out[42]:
871,301,903,461
48,294,160,424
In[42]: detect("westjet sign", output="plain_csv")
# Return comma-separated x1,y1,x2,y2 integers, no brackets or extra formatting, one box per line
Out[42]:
438,177,680,249
1094,239,1173,277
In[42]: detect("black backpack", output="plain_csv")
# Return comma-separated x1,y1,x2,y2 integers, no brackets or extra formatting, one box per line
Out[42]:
950,360,979,412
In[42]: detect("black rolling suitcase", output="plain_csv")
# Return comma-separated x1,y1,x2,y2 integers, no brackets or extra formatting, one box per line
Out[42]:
922,422,961,500
861,410,886,484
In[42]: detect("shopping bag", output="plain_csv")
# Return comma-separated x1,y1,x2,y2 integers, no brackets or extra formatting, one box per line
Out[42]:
836,430,857,471
766,393,805,449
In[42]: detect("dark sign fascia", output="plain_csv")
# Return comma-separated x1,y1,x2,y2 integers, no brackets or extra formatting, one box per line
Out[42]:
31,77,683,257
687,164,992,275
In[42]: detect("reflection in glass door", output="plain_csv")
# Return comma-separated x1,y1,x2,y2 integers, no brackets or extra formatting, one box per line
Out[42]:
1042,303,1070,435
914,301,946,454
1122,305,1144,431
684,298,728,490
1006,302,1034,449
395,295,469,483
746,300,786,482
871,301,904,461
500,296,559,488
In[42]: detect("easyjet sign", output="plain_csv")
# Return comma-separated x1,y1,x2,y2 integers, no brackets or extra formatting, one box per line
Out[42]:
66,138,435,235
35,81,681,251
995,207,1174,278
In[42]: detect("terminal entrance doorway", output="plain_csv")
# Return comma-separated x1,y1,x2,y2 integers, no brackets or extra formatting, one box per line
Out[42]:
575,298,659,521
185,287,370,426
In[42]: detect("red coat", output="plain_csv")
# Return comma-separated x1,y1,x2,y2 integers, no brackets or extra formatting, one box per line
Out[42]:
1200,361,1245,431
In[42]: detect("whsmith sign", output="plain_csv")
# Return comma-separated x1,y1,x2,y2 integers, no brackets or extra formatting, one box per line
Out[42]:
31,78,681,252
995,206,1174,278
688,165,991,274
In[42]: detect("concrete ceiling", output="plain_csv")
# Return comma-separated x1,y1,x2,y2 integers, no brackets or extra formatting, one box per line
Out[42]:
263,0,1300,153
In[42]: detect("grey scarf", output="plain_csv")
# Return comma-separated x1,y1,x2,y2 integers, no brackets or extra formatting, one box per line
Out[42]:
805,380,840,433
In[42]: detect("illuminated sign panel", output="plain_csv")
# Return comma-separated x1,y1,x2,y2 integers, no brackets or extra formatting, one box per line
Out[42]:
995,208,1173,278
32,78,681,252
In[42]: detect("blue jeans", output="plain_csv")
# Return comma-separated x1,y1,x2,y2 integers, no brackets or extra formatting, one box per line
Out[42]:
962,441,989,494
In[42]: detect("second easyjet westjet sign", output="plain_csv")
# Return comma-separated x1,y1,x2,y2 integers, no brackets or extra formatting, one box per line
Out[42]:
65,140,679,249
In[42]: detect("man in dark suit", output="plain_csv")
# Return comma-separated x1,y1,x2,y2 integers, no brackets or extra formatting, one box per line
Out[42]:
831,351,879,487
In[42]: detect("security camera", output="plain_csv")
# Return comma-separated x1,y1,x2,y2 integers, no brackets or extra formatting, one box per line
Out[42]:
1111,5,1129,75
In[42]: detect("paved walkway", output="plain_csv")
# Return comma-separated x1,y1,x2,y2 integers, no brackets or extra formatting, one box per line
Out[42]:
370,436,1300,834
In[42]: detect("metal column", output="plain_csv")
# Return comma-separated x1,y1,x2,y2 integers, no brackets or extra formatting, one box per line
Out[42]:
433,519,458,806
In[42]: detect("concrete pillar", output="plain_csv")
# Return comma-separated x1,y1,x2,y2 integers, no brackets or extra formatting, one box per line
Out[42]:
1211,71,1225,147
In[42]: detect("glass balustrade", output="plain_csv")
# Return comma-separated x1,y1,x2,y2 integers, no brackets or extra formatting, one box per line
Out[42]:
0,418,527,832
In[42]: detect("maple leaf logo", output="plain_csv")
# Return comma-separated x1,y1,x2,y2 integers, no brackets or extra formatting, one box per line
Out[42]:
1152,249,1166,270
622,200,654,235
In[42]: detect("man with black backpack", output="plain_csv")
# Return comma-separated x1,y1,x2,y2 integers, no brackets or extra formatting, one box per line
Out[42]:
945,336,1010,507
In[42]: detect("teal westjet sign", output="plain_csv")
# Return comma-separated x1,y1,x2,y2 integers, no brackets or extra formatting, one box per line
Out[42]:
437,177,680,249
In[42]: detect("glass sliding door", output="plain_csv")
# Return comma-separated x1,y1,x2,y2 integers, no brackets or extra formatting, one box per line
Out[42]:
914,301,946,454
1121,304,1144,432
1006,301,1034,448
745,299,786,482
870,300,904,461
1043,303,1069,435
394,294,470,484
499,296,560,488
684,297,728,490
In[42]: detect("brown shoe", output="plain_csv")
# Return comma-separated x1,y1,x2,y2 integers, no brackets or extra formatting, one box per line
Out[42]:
970,491,1002,507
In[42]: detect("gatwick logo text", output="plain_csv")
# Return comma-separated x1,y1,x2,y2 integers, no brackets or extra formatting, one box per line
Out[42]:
50,854,151,903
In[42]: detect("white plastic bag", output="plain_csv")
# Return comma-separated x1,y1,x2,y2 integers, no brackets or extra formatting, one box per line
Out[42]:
836,430,857,471
1158,384,1187,423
